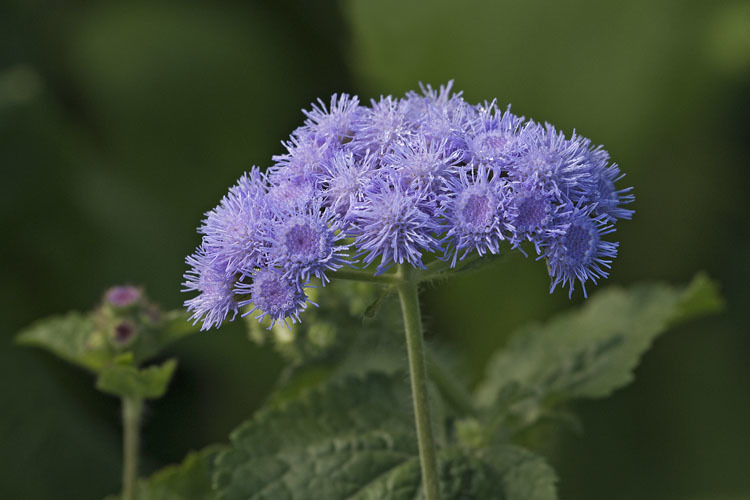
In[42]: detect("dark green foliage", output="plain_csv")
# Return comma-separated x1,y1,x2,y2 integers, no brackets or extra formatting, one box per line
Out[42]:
105,447,223,500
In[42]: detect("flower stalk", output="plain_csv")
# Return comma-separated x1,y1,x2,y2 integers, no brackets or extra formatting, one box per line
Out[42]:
396,264,441,500
122,397,143,500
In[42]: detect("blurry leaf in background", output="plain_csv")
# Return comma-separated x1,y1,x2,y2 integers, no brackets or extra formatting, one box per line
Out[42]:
16,312,103,372
104,446,224,500
96,359,177,400
474,274,722,430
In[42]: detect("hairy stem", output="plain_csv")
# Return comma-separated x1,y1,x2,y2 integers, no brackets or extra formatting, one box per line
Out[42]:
397,264,441,500
122,397,143,500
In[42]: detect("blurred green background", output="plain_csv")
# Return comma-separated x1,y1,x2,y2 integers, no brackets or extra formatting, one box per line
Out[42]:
1,0,748,499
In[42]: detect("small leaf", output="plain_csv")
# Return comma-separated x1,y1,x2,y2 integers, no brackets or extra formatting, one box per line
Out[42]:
215,373,557,500
105,446,223,500
474,274,724,427
96,359,177,399
16,312,111,372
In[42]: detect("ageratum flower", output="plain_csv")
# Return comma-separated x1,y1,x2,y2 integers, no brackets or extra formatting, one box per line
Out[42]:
236,267,313,328
199,168,269,276
351,173,442,275
543,205,619,298
184,81,633,329
441,164,511,266
266,201,351,286
183,246,238,330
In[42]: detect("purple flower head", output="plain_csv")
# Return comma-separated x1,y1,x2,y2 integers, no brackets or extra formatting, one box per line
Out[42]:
513,123,594,201
199,168,270,276
300,93,361,147
105,286,142,308
350,95,411,156
237,267,313,328
319,149,377,221
543,205,619,298
266,202,351,286
507,178,566,255
351,173,443,274
271,133,334,178
441,164,511,266
585,146,634,222
404,81,474,159
467,101,527,166
382,134,460,192
266,171,318,212
183,246,238,330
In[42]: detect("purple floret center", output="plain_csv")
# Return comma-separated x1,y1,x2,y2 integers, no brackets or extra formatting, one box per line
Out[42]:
563,221,598,264
516,195,547,230
461,193,492,227
284,223,322,259
255,275,294,312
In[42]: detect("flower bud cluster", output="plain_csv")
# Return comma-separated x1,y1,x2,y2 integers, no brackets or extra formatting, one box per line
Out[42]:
184,82,633,330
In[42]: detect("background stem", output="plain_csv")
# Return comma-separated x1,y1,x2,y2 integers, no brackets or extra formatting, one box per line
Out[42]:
397,265,441,500
122,397,143,500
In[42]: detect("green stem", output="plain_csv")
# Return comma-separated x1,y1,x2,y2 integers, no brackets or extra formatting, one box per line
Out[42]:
333,269,402,285
396,265,441,500
122,397,143,500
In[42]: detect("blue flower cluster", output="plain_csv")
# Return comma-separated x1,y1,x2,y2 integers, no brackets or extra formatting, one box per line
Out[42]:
184,82,633,330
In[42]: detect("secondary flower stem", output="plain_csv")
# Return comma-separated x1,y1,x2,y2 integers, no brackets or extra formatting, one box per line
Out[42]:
397,264,441,500
122,397,143,500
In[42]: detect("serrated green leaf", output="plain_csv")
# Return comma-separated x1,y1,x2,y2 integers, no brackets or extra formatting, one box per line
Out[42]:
96,359,177,399
474,274,724,426
105,446,223,500
215,373,556,500
16,312,111,372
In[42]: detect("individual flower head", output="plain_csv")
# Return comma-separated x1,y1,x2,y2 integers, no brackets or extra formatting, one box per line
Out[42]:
236,267,314,328
183,246,239,330
351,172,443,275
270,132,335,179
542,205,619,298
466,101,527,166
512,122,595,201
350,95,411,156
199,168,270,276
585,146,635,222
405,81,475,160
265,201,352,286
507,177,566,255
441,164,511,266
403,80,461,122
266,170,319,212
300,93,361,147
319,149,377,221
382,133,460,192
